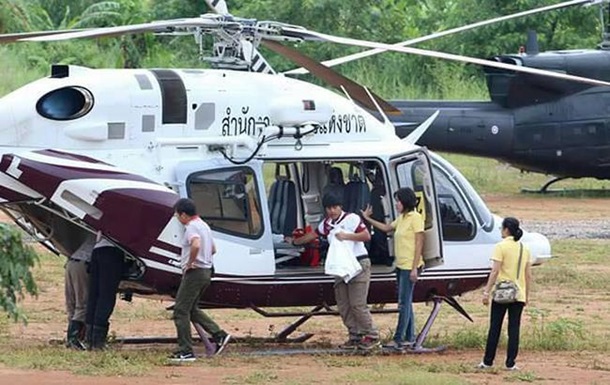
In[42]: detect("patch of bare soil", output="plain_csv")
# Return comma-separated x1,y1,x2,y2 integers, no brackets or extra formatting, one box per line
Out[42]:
483,195,610,221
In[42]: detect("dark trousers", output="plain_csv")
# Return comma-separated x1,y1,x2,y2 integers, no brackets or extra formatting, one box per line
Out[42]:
173,268,223,353
483,301,525,368
85,247,124,327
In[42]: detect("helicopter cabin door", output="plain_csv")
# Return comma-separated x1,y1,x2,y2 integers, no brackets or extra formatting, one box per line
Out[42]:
174,158,274,276
389,149,444,268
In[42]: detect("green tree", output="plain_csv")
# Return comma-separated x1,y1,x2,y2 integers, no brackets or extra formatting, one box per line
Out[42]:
0,224,38,323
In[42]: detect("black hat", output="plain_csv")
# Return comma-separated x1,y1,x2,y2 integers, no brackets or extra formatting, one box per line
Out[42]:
322,193,343,208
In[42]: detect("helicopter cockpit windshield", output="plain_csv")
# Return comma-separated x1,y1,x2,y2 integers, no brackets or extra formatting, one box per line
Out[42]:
429,153,494,232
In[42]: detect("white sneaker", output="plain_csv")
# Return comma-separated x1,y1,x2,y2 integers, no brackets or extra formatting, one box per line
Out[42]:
214,334,231,355
506,365,520,371
476,362,492,369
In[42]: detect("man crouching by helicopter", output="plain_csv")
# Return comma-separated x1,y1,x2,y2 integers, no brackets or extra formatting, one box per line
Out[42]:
289,193,380,350
169,198,231,362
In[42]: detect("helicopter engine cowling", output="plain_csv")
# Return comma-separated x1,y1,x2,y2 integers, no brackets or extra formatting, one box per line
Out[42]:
268,97,333,127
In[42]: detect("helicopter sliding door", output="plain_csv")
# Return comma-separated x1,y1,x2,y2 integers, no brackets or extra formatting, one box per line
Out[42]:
174,158,275,276
389,149,443,268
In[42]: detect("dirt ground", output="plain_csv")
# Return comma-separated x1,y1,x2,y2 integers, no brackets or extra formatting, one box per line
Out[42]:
1,195,609,385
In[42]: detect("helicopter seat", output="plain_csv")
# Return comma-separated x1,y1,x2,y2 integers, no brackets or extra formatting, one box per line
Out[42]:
321,167,345,206
268,174,299,264
343,173,370,214
302,192,324,229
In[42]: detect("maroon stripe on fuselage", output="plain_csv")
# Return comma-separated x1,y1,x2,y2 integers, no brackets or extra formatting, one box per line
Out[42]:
83,188,178,259
0,154,154,199
150,239,181,255
128,269,486,309
0,184,35,203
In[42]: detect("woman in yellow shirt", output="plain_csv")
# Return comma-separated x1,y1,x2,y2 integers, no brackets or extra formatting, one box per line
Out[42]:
478,217,532,371
362,187,424,351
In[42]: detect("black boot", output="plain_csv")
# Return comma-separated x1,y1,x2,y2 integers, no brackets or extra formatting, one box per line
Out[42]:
91,325,109,351
85,324,94,350
66,320,86,350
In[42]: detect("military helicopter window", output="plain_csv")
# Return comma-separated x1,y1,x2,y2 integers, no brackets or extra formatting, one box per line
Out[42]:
432,165,475,241
36,86,94,121
187,167,263,239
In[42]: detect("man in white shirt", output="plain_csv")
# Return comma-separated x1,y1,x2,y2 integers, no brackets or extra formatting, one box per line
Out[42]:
169,198,231,362
291,193,380,350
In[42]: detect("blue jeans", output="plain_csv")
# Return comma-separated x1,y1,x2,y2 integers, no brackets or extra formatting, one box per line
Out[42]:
393,268,416,343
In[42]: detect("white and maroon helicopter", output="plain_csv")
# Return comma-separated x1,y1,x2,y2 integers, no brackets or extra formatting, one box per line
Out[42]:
0,0,601,349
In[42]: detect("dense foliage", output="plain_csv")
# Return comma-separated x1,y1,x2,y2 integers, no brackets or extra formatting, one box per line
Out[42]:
0,0,603,98
0,224,38,322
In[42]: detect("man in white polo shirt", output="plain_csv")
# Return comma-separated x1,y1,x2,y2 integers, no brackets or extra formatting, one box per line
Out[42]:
169,198,231,362
291,193,380,350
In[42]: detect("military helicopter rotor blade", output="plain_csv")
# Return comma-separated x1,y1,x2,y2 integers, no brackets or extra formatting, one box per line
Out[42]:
0,29,89,44
17,17,226,42
262,40,400,114
284,0,596,75
276,26,610,88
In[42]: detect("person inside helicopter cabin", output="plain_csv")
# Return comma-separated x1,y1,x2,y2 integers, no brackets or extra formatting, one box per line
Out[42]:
85,233,125,351
478,217,532,371
361,187,424,351
288,192,380,350
64,232,96,350
169,198,231,362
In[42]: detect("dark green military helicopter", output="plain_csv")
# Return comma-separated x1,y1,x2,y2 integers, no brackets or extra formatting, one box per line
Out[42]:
287,0,610,191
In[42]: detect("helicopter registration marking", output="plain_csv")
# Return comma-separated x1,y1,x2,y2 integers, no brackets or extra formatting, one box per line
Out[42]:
221,107,270,137
316,114,366,135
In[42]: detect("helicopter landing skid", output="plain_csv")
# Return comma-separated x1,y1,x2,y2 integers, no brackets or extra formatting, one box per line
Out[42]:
521,176,569,194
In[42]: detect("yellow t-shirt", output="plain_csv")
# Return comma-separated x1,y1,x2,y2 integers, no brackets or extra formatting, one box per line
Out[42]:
391,211,425,270
491,236,531,303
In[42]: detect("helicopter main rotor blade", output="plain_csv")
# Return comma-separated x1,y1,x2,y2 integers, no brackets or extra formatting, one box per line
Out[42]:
0,29,88,43
205,0,229,15
19,18,222,42
284,0,594,75
203,0,276,74
279,27,610,88
263,40,401,114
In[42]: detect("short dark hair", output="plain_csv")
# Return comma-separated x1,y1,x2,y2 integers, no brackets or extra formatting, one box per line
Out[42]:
393,187,417,213
502,217,523,241
322,192,343,209
173,198,197,216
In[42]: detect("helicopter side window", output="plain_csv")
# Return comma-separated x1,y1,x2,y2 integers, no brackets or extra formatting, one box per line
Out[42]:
187,167,263,239
432,165,475,241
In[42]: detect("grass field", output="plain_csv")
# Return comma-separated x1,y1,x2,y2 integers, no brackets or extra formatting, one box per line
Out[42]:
0,230,607,384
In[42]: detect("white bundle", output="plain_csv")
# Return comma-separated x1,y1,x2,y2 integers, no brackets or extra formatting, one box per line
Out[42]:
324,229,362,283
